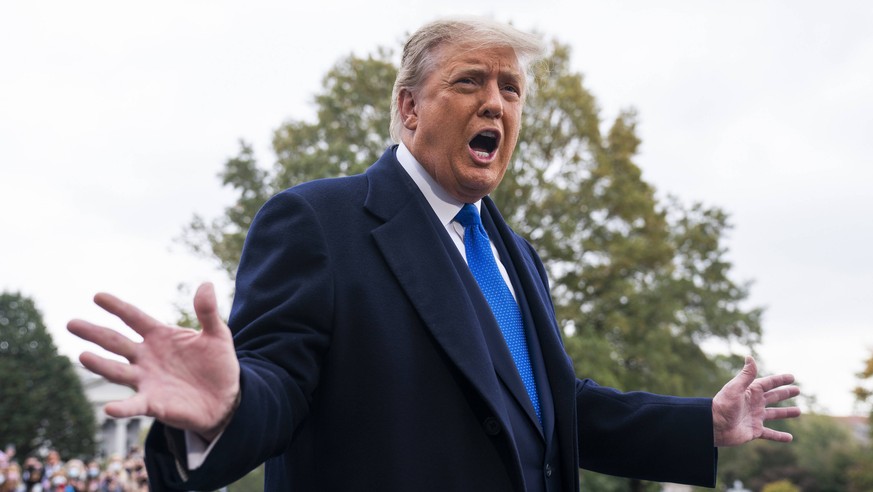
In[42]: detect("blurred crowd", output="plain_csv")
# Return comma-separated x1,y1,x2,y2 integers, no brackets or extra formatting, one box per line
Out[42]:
0,446,148,492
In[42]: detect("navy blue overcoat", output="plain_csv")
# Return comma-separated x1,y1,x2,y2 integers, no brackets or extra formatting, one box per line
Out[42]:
145,147,716,491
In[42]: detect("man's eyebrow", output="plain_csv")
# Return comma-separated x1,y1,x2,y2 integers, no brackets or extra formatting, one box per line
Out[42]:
451,65,488,77
451,64,524,81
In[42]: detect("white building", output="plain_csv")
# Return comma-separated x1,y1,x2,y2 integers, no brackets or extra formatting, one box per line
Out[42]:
75,364,153,458
833,415,871,446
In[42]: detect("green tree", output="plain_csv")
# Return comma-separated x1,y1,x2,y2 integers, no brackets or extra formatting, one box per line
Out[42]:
180,49,397,279
854,350,873,421
502,41,759,398
847,355,873,492
0,292,96,459
792,414,860,492
227,464,265,491
718,414,867,492
717,438,806,491
846,451,873,492
181,38,764,490
761,480,801,492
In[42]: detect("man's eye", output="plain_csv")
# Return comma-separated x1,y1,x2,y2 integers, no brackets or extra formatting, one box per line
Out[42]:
503,85,520,95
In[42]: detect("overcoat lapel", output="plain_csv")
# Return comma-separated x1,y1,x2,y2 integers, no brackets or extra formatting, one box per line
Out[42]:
362,148,574,491
477,206,546,436
484,197,580,492
364,150,510,425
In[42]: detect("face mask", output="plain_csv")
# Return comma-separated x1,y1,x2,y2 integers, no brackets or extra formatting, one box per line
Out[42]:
0,475,6,485
109,462,122,472
88,467,100,477
68,467,81,478
53,475,67,485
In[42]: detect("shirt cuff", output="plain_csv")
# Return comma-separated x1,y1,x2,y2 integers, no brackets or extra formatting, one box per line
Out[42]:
184,428,225,470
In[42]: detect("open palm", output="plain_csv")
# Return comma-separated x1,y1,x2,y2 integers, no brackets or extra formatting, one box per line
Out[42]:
712,357,801,447
68,283,240,440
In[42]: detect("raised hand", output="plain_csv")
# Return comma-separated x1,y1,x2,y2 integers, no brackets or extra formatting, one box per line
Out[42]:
68,282,240,441
712,356,801,447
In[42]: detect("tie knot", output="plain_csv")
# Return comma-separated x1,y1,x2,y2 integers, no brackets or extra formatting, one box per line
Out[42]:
454,203,481,228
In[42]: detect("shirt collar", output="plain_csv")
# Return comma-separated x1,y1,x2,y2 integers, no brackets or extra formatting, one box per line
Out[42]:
395,142,481,226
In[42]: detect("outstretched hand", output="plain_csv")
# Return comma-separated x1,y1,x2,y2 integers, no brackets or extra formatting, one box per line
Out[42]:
68,283,240,441
712,356,801,447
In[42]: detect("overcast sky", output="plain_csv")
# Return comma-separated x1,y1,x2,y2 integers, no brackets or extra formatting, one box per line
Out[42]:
2,1,871,416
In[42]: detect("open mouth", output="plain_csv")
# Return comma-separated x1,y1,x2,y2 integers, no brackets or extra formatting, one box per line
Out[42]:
469,131,499,158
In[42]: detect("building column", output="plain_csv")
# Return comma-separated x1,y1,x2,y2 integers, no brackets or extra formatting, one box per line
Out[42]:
113,418,129,457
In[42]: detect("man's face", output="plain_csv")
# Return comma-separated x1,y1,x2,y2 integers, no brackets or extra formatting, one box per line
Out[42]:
399,43,524,203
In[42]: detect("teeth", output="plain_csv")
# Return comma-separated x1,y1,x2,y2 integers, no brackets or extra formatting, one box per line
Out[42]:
470,130,498,159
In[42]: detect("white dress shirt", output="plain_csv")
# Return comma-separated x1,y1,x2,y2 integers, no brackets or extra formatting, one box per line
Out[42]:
395,142,516,298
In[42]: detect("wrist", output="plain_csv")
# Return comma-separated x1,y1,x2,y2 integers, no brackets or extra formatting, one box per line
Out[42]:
198,388,241,442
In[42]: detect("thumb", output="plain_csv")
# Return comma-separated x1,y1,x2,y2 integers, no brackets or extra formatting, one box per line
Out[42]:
731,356,758,389
193,282,224,335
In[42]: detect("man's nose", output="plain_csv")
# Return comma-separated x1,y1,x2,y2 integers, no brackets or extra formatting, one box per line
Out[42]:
478,81,504,119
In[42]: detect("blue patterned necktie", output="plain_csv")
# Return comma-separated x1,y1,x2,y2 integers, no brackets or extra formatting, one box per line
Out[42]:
454,203,541,424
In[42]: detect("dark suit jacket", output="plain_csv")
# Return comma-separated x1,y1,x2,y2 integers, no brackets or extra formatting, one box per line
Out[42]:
145,147,717,491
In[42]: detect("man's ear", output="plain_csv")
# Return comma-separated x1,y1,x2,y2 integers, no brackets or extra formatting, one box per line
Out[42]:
398,88,418,131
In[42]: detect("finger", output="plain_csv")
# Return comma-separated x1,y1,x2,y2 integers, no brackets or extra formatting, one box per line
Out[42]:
67,319,138,361
93,292,161,337
193,282,227,337
765,406,802,421
756,373,797,393
763,384,801,405
79,351,138,388
104,393,150,419
759,427,794,443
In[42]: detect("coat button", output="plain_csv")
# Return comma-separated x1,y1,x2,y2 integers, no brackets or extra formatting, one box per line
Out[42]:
483,417,501,435
545,464,553,478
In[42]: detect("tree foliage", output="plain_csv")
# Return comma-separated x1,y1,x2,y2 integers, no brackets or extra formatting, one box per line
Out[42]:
181,38,768,489
854,350,873,415
718,413,873,492
846,451,873,492
848,350,873,492
228,464,265,491
0,292,96,459
761,480,801,492
180,50,397,279
498,41,760,396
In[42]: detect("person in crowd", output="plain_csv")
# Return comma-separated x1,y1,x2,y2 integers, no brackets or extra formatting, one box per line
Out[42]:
0,446,15,469
47,470,68,492
97,456,124,492
62,460,86,492
41,452,62,490
0,462,24,492
21,457,43,492
121,457,145,491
